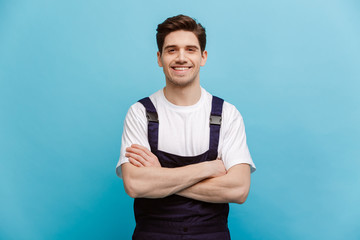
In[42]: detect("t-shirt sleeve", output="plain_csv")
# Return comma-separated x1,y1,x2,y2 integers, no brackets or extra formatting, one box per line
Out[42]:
220,103,256,173
115,102,150,178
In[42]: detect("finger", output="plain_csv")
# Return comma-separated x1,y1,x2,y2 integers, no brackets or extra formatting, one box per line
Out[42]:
126,152,150,167
126,147,151,161
128,157,143,167
132,144,156,158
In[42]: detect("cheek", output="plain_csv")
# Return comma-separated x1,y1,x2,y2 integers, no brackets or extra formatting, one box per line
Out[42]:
160,58,170,68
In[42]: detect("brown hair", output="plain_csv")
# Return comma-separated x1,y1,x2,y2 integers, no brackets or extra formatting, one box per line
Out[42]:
156,15,206,55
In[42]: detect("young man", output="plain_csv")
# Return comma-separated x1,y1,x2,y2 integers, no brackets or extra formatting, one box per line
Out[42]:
116,15,256,240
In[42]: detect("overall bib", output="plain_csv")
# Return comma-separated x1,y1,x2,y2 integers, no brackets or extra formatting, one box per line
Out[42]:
133,96,230,240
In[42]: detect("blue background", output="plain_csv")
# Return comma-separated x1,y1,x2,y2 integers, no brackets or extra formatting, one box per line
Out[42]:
1,0,359,239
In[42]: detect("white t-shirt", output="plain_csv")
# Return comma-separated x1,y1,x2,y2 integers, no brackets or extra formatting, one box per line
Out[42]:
116,87,256,177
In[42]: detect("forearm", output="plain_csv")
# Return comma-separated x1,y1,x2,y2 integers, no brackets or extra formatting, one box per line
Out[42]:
122,161,219,199
177,164,251,204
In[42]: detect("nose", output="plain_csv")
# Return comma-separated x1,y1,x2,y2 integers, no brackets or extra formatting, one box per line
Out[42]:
176,49,187,63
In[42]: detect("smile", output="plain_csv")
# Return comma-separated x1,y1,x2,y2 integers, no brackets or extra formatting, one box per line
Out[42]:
171,66,192,71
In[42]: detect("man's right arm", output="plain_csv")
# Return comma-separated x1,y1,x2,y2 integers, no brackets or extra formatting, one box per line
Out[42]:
121,160,225,198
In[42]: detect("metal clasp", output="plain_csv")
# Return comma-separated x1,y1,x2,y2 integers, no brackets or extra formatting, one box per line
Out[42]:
146,112,159,123
210,115,221,125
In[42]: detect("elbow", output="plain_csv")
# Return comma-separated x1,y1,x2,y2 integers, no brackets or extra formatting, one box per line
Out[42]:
230,187,249,204
235,194,248,204
123,178,141,198
125,187,139,199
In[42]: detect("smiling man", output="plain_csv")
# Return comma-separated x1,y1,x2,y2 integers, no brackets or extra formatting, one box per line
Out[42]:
116,15,256,240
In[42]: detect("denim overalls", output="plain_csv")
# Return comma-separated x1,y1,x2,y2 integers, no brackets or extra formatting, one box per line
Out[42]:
132,96,230,240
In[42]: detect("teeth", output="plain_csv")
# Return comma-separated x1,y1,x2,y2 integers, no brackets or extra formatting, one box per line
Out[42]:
173,67,189,70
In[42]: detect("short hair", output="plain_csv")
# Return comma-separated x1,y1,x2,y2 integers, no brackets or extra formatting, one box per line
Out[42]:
156,15,206,54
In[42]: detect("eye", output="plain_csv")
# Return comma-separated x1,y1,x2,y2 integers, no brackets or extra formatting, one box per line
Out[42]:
187,47,197,53
168,49,176,53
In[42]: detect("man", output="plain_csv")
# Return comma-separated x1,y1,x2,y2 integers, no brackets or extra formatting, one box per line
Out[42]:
116,15,256,240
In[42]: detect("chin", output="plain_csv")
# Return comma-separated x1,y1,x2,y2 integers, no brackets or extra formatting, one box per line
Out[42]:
169,79,195,87
167,75,197,87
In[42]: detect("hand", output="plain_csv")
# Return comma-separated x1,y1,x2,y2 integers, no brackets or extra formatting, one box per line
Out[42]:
125,144,161,168
209,159,227,178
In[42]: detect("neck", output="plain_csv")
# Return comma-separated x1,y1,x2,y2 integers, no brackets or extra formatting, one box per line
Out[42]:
163,81,201,106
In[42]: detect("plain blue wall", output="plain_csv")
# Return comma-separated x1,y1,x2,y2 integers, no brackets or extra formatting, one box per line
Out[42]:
1,0,359,239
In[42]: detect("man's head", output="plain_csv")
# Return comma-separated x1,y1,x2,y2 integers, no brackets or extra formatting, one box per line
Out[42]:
156,15,208,88
156,15,206,55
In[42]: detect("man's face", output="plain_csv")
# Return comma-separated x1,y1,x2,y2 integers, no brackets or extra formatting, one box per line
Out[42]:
157,30,207,87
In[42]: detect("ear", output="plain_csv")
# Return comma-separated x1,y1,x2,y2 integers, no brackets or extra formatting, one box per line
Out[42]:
200,50,208,66
157,51,163,67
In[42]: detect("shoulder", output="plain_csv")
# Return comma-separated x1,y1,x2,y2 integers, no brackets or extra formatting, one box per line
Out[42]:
126,89,163,119
126,102,145,121
203,88,243,122
222,101,243,122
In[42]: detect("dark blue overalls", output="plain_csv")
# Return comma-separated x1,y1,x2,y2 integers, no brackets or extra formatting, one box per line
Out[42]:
133,96,230,240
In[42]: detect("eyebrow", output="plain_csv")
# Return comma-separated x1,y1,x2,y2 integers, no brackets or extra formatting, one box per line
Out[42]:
164,45,200,50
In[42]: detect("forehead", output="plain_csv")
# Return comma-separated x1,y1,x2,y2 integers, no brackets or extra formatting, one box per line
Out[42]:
163,30,200,48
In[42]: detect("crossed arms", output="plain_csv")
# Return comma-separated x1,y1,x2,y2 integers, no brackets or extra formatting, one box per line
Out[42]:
121,144,251,204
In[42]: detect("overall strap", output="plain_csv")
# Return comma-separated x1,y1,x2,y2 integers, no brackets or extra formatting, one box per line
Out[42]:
208,96,224,160
138,97,159,152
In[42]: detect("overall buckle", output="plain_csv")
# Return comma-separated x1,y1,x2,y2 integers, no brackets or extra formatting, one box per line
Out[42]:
146,112,159,123
210,115,221,125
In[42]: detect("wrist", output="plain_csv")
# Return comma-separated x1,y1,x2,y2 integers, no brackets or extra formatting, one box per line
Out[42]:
203,160,217,178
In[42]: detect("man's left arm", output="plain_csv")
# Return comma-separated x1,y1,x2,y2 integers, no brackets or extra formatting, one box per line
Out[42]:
182,103,255,204
179,104,254,204
175,163,251,204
